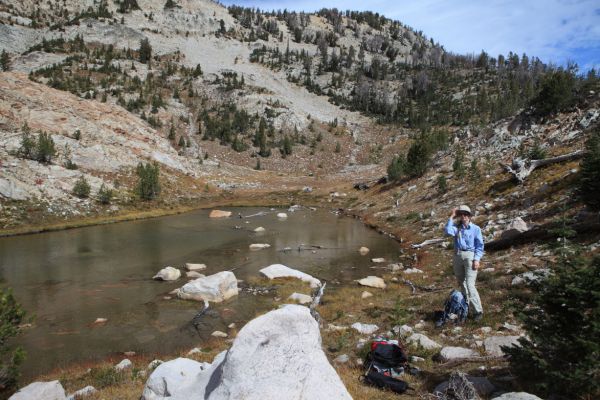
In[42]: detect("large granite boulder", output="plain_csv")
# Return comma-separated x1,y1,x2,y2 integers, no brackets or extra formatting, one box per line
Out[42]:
206,305,351,399
175,271,238,302
259,264,321,288
152,266,181,281
141,305,351,400
9,381,66,400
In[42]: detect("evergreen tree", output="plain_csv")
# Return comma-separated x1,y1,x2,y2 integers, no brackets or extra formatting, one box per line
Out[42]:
469,159,481,180
0,49,10,72
579,126,600,210
138,38,152,64
97,184,113,204
35,132,56,164
531,69,576,117
0,288,26,392
453,146,466,179
136,162,160,200
281,135,292,157
72,175,91,198
387,155,406,181
405,141,429,177
437,175,448,194
504,252,600,398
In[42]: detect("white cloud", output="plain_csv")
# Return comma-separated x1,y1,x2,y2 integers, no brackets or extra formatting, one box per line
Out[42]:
222,0,600,70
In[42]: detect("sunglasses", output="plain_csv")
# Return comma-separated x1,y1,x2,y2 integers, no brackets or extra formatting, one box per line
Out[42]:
457,212,471,217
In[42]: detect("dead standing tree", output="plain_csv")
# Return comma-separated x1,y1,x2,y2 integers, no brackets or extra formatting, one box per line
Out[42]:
502,150,584,183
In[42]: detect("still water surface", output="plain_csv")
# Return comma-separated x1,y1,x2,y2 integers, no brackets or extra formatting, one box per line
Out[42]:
0,207,401,378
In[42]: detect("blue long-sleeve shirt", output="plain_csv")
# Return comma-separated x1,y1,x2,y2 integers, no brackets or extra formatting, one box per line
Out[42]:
444,218,484,261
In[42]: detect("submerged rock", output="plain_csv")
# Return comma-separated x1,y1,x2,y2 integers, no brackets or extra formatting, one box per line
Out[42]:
249,243,270,250
209,210,232,218
176,271,239,302
359,246,370,255
260,264,321,288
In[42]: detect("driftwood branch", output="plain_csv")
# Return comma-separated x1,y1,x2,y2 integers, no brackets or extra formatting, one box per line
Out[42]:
310,283,326,326
411,238,446,249
486,220,600,251
502,150,584,183
191,300,210,333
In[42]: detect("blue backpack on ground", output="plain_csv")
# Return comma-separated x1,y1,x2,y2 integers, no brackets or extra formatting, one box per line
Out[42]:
435,290,469,327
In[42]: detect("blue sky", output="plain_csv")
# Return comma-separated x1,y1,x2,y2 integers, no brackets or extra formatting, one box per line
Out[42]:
220,0,600,73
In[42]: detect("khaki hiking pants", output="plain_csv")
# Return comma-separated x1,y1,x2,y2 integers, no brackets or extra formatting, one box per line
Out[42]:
453,250,483,314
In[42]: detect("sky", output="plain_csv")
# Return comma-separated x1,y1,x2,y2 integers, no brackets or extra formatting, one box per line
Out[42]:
220,0,600,73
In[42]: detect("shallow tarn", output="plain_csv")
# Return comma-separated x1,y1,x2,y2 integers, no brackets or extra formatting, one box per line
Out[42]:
0,206,402,379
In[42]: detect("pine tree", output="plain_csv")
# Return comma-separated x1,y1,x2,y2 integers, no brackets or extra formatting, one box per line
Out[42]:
72,175,91,198
405,141,429,177
453,146,466,179
504,252,600,398
387,155,406,181
579,126,600,210
138,38,152,64
136,162,160,200
0,49,10,71
0,288,26,392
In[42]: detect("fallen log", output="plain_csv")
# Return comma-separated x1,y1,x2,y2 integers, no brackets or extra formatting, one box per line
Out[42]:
411,238,446,249
502,150,584,183
486,220,600,251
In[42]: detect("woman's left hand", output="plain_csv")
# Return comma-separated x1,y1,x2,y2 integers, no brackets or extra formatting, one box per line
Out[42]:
472,260,480,270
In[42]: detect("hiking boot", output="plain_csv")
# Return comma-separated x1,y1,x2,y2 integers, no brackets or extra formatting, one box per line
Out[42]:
472,312,483,322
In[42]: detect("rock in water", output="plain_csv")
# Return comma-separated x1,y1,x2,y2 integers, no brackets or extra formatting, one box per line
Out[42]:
359,246,370,255
186,263,207,271
357,276,386,289
153,266,181,281
276,212,288,219
176,271,239,302
206,305,352,400
249,243,270,250
209,210,231,218
259,264,321,288
9,381,66,400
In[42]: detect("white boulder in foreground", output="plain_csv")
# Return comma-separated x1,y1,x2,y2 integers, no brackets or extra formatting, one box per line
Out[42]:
9,381,66,400
357,276,386,289
176,271,238,302
153,266,181,281
141,305,351,400
260,264,321,288
207,305,351,399
249,243,270,250
209,210,231,218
